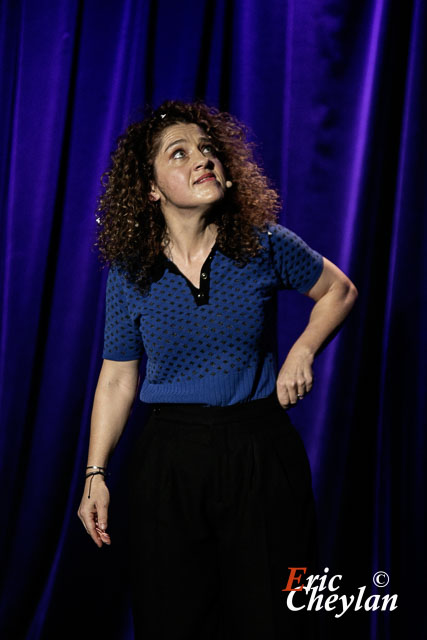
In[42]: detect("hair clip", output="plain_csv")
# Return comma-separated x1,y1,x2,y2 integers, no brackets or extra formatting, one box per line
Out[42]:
160,113,166,119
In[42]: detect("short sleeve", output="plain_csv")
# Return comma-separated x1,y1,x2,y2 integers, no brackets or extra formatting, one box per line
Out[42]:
102,264,144,361
267,223,324,293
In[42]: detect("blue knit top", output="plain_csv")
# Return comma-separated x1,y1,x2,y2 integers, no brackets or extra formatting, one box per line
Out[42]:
102,223,323,406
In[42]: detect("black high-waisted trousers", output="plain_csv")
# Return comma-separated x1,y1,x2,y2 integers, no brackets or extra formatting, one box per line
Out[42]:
126,391,318,639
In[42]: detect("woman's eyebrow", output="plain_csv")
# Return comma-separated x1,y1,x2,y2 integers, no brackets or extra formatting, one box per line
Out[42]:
164,138,185,152
164,136,212,153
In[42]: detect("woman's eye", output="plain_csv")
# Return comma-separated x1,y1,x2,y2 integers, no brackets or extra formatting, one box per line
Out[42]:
172,149,185,159
171,145,215,159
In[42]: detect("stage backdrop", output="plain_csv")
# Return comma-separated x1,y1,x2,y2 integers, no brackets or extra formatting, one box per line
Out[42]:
1,1,425,638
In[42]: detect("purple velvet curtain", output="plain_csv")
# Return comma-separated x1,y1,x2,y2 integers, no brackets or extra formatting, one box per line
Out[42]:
1,1,425,638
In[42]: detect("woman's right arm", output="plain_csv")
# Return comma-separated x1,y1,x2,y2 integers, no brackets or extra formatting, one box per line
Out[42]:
77,358,140,547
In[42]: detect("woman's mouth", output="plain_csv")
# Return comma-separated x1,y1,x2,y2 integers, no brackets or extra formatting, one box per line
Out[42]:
194,174,216,184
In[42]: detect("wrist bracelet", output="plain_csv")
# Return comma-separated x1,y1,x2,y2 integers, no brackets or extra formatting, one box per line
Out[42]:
85,469,110,499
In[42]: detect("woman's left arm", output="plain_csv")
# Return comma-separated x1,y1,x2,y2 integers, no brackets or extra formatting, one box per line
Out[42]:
276,256,358,409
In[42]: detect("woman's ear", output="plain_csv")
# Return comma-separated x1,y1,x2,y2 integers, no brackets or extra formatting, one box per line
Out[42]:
148,182,160,202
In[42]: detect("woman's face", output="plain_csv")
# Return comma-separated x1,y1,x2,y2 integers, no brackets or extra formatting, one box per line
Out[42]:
149,122,227,214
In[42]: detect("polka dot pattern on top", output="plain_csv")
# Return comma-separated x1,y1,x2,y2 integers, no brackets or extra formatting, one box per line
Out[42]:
102,223,324,406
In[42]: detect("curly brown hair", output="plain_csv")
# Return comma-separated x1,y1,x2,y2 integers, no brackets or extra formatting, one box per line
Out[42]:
94,99,281,290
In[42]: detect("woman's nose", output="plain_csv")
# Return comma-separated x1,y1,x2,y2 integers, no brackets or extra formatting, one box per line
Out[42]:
194,154,213,170
194,146,214,166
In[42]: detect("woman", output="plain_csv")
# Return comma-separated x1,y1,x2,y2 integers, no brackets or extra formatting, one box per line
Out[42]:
78,99,357,639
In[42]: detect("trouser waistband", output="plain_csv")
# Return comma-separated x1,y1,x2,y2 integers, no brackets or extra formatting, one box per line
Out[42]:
149,391,285,425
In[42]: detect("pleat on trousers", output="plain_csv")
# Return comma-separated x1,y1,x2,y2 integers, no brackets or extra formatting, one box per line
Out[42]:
125,391,319,639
